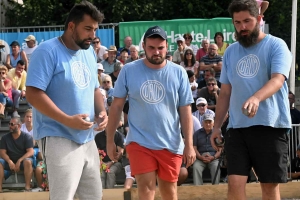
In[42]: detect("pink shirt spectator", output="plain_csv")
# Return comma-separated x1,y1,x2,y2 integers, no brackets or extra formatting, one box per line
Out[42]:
196,48,207,62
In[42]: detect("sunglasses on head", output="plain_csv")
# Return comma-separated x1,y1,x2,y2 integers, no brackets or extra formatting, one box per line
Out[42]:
207,83,216,86
197,104,206,107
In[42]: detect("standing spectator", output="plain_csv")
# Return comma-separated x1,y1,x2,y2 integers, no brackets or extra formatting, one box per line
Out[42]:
193,113,222,185
101,45,120,74
0,65,12,119
109,62,123,87
0,117,34,192
6,41,28,70
117,36,132,59
93,36,108,62
198,77,220,111
180,49,199,78
0,40,7,66
192,97,215,125
106,26,195,200
24,35,38,63
214,32,229,56
199,44,223,80
7,60,27,117
187,70,198,112
173,36,191,64
125,45,139,64
211,0,292,199
288,144,300,179
26,1,107,200
183,33,199,56
197,68,221,90
196,39,209,62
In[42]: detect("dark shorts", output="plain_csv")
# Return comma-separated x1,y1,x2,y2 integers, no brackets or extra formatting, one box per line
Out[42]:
225,125,289,183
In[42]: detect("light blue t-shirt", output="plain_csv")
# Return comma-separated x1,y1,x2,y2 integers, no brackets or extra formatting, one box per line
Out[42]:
26,37,99,144
220,34,292,129
113,59,193,154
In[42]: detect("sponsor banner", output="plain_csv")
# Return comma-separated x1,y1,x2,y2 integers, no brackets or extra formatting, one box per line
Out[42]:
0,29,114,54
119,18,235,53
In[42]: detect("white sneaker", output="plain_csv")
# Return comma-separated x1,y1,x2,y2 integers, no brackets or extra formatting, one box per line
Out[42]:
12,111,20,117
31,187,43,192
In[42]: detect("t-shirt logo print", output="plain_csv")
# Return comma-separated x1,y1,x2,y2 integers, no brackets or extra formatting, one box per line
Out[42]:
140,80,165,104
71,61,91,89
236,54,260,78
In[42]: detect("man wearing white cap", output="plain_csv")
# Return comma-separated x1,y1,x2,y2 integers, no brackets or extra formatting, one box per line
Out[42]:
172,36,191,64
192,97,215,125
97,63,105,87
24,35,38,62
0,40,7,66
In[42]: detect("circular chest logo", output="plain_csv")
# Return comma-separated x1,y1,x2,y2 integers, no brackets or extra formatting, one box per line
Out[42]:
71,61,91,89
236,54,260,78
140,80,165,104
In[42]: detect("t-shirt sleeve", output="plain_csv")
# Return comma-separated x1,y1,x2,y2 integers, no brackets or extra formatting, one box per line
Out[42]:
24,133,34,149
113,66,128,98
270,38,292,79
26,48,55,91
0,135,7,149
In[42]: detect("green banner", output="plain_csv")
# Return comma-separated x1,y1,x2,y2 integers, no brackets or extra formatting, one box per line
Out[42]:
119,18,235,53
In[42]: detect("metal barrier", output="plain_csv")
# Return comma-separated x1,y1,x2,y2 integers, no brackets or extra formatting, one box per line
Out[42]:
0,23,119,33
288,124,300,181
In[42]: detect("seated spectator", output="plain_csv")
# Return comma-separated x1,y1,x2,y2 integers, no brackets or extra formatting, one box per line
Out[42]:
214,32,229,56
0,65,12,119
0,40,7,66
166,52,173,61
117,36,132,59
101,75,114,98
186,70,198,112
198,77,220,111
6,41,28,70
95,130,124,189
173,36,191,64
93,36,108,62
109,62,123,87
180,49,199,78
101,46,120,74
97,63,105,87
289,144,300,179
199,44,222,80
23,35,38,63
183,33,199,56
193,113,222,185
197,68,221,89
119,48,129,64
0,117,34,192
192,115,202,134
192,97,215,125
7,60,27,117
196,39,209,62
125,45,139,64
139,51,146,59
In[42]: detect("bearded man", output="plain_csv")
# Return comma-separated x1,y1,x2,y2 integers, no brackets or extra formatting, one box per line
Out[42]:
211,0,292,200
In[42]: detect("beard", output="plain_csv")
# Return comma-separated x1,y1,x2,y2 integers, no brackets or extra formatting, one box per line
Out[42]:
235,23,260,48
72,29,93,50
145,52,165,65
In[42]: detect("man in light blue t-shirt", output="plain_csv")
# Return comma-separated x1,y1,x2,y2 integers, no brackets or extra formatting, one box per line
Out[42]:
211,0,292,199
25,2,107,200
106,26,196,200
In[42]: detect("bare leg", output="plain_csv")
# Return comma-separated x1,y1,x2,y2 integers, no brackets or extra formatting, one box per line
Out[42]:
0,163,4,192
35,167,43,188
177,167,188,186
124,178,134,189
261,183,280,200
157,177,177,200
135,171,157,200
23,159,33,190
227,175,248,200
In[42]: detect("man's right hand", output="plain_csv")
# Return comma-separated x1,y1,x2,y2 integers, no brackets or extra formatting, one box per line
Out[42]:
64,114,94,130
178,45,184,52
211,127,222,151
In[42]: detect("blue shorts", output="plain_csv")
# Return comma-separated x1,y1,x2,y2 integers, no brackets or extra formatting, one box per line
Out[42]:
0,158,34,179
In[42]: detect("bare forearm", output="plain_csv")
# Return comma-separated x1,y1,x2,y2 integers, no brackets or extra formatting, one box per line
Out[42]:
18,150,34,162
26,86,70,125
0,152,12,163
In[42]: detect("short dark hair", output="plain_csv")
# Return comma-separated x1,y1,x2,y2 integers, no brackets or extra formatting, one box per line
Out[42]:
228,0,259,18
207,77,217,84
93,36,101,42
205,68,216,76
64,1,104,30
17,59,25,66
214,32,224,43
289,91,295,98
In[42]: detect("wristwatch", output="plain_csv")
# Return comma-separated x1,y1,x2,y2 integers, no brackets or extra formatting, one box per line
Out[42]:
111,161,115,164
213,155,216,160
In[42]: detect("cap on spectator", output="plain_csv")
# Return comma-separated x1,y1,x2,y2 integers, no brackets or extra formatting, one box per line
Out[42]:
176,36,185,42
203,113,214,121
106,45,117,52
24,35,36,41
196,97,207,105
107,96,114,105
139,50,145,56
297,144,300,151
10,41,20,46
97,63,104,72
166,52,172,58
186,70,194,78
114,62,123,72
0,40,5,48
143,26,167,40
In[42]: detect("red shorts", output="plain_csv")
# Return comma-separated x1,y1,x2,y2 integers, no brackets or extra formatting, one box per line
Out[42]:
126,142,182,182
